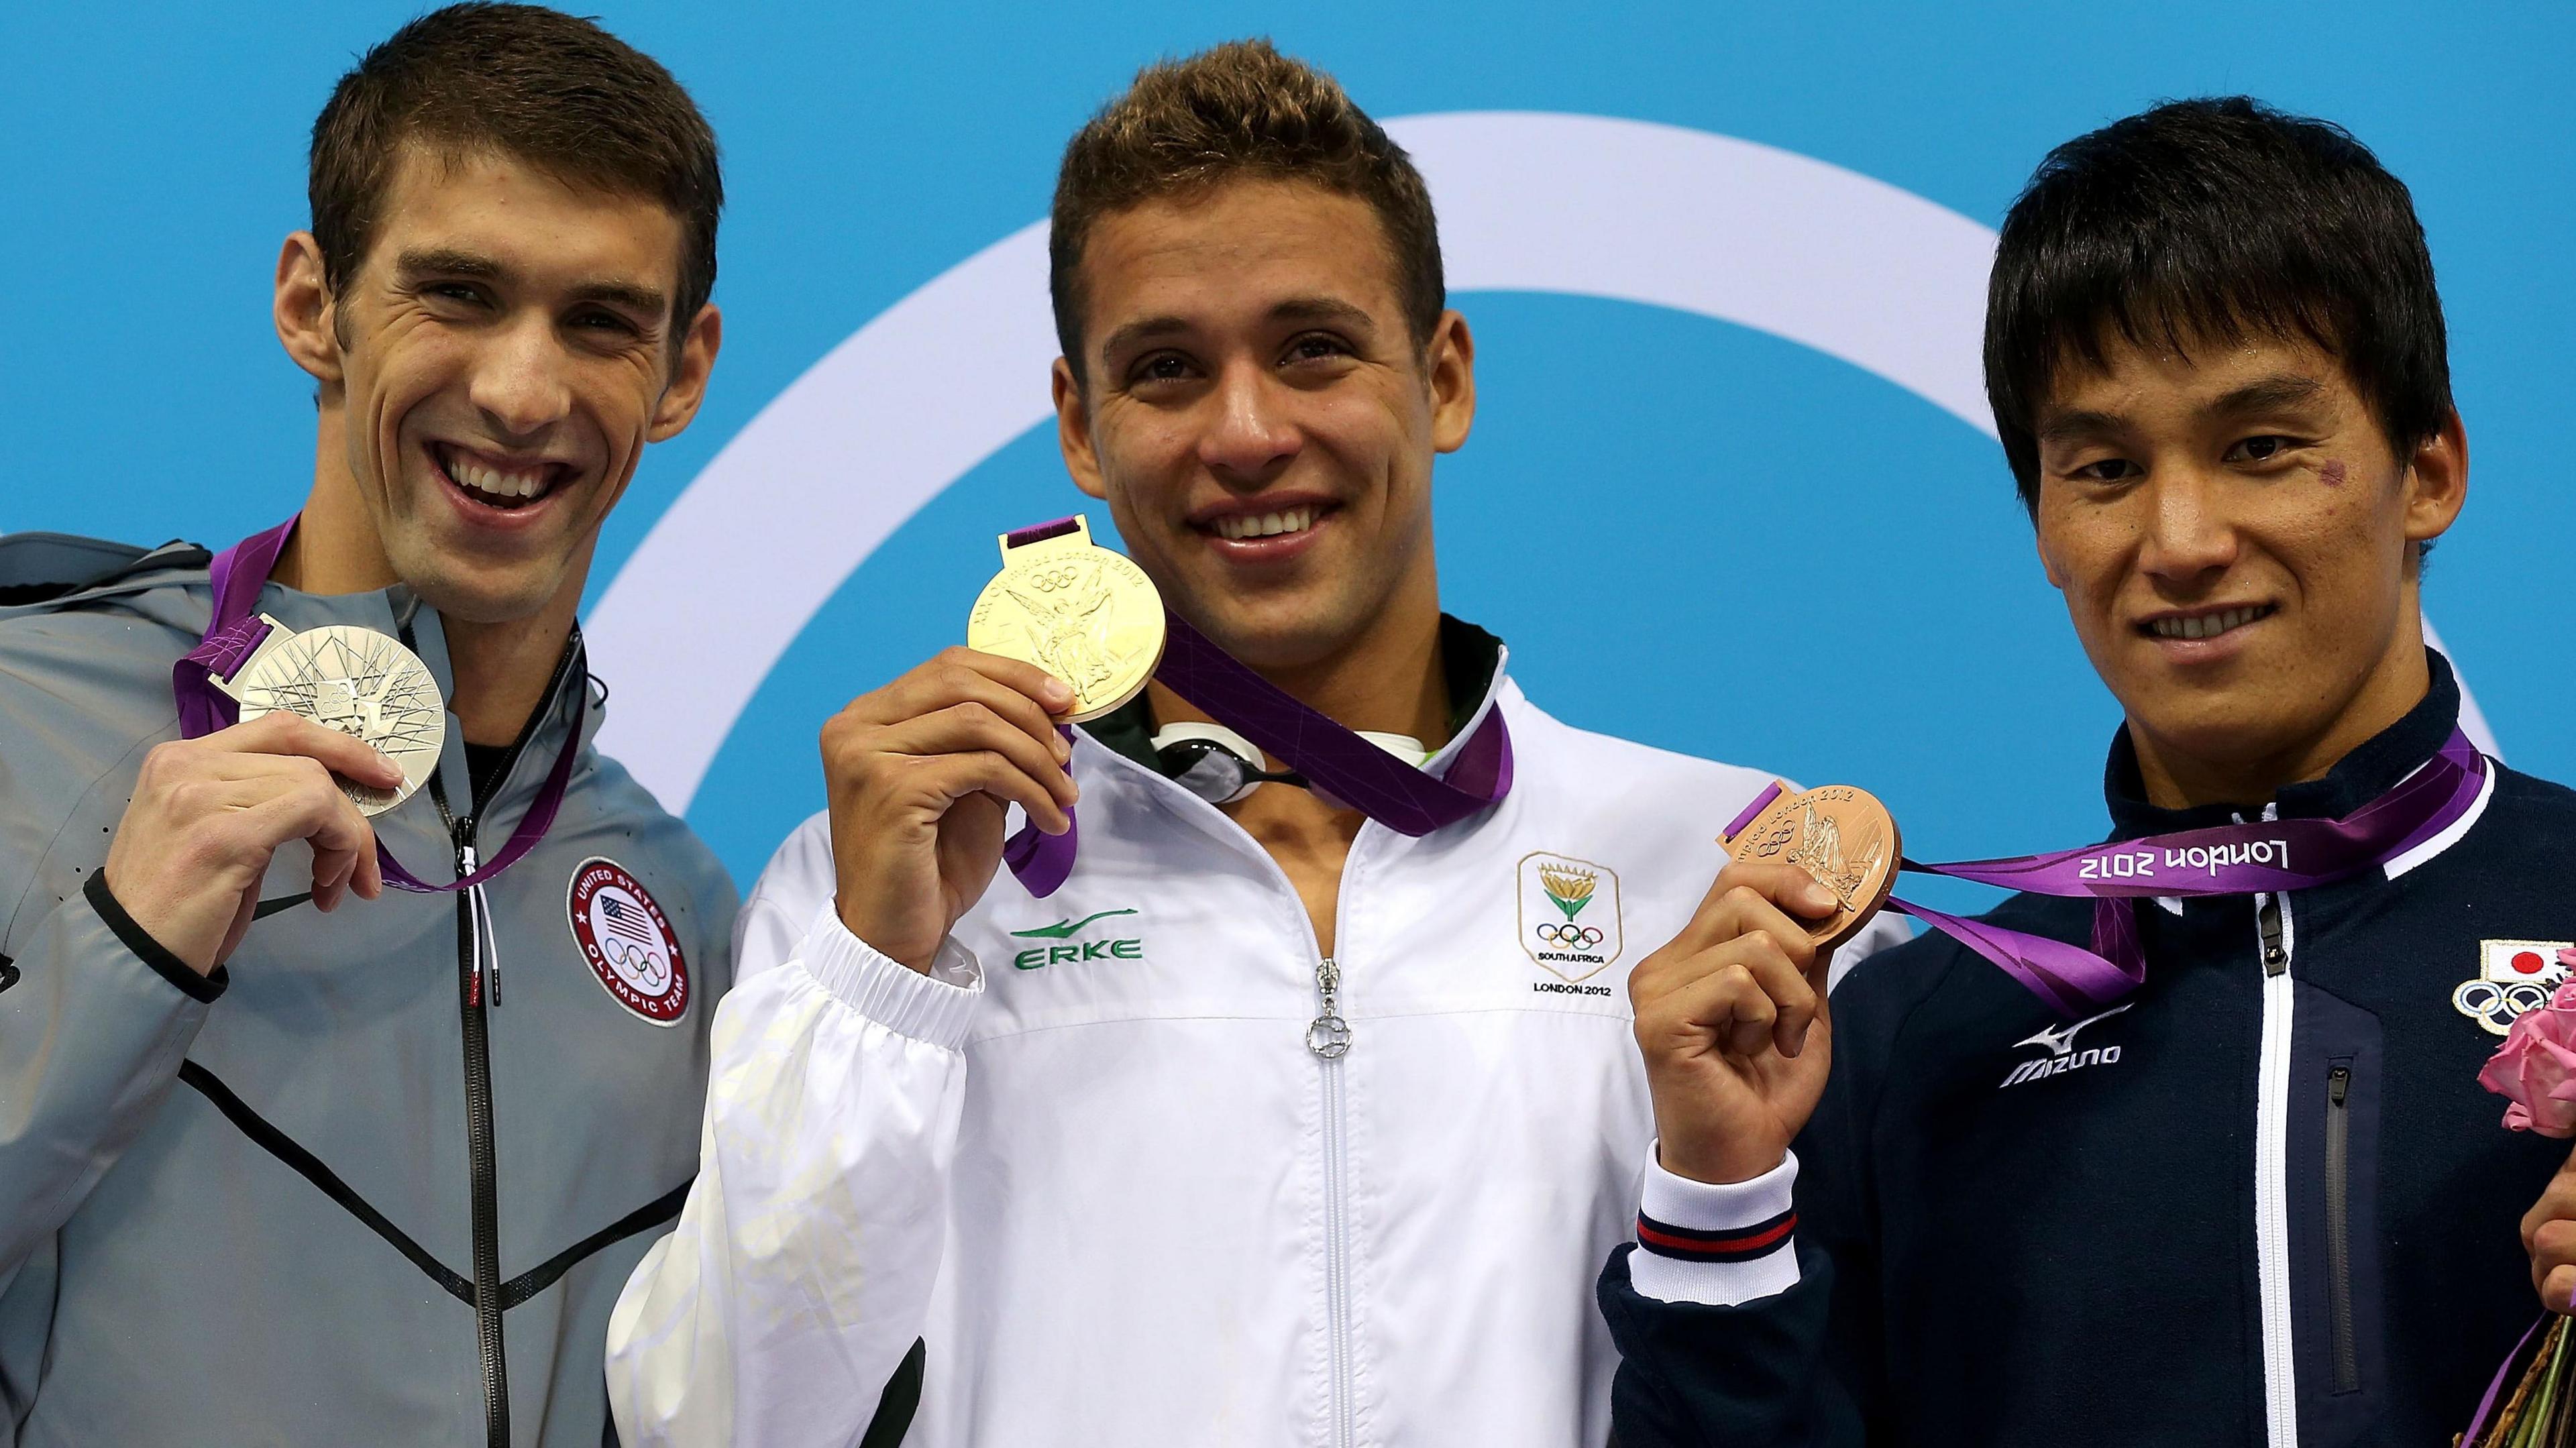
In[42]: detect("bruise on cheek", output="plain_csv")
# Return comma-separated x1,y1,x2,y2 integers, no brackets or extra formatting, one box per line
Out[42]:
2319,459,2347,488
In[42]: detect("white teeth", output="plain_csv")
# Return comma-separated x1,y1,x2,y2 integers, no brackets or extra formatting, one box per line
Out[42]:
1214,506,1316,541
2149,606,2265,640
445,448,550,501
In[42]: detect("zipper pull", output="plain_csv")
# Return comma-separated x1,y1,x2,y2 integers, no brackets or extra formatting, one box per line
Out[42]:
2328,1063,2351,1106
460,842,499,1009
2257,893,2288,976
1306,956,1351,1059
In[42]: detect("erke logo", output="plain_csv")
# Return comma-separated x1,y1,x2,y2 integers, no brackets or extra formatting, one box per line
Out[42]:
1010,908,1143,970
1999,1003,2133,1089
1519,852,1623,991
2454,940,2575,1036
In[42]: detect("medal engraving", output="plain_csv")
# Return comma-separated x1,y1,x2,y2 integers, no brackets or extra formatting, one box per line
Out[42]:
967,516,1166,722
1721,783,1901,951
220,618,446,815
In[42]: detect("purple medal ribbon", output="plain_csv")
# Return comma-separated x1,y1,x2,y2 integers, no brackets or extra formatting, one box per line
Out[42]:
1763,728,2485,1017
998,521,1513,897
172,515,584,894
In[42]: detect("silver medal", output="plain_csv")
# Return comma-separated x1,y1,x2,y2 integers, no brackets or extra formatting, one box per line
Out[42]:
217,616,447,815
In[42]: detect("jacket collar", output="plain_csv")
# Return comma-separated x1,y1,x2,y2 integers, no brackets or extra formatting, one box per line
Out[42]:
1083,614,1506,773
2102,646,2462,841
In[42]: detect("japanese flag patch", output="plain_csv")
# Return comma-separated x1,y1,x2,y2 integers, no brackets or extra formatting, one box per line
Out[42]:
568,857,690,1025
2453,939,2573,1036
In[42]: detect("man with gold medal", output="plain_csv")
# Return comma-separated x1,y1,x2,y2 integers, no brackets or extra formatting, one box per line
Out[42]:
606,40,1900,1448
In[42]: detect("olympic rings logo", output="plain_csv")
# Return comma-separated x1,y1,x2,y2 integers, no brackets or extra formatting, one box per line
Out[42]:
604,934,672,992
2455,977,2555,1032
1536,922,1605,948
1021,563,1089,592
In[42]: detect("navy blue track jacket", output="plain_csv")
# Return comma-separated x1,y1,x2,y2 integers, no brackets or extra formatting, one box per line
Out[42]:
1599,655,2575,1447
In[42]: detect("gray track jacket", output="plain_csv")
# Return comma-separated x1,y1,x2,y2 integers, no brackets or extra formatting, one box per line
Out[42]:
0,534,737,1447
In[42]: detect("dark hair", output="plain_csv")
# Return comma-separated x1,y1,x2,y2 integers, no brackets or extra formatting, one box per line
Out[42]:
309,3,722,345
1985,96,2452,512
1049,38,1443,380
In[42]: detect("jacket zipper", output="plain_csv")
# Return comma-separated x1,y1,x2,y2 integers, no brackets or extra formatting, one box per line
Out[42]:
1307,956,1354,1448
2324,1060,2359,1395
413,635,578,1448
423,773,512,1448
453,830,510,1448
1085,730,1447,1448
2253,884,2300,1448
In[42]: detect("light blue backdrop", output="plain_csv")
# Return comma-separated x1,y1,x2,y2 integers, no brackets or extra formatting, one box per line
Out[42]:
6,3,2570,906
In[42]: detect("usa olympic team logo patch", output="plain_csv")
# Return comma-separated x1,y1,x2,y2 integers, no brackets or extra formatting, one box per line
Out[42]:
568,857,688,1025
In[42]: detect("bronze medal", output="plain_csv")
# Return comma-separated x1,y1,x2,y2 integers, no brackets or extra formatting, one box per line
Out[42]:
1720,782,1902,951
966,516,1166,722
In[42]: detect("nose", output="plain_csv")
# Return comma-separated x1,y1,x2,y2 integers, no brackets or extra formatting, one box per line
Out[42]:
1197,358,1299,485
2137,466,2239,590
467,313,574,441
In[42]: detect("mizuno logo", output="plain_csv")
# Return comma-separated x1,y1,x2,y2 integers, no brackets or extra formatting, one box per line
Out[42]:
2015,1003,2133,1058
2000,1003,2133,1089
1010,908,1139,940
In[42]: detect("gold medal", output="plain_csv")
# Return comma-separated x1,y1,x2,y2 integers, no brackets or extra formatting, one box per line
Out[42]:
967,516,1166,722
1720,783,1902,951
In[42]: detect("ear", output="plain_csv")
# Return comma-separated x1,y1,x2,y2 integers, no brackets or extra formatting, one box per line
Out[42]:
2400,408,2469,550
274,233,343,389
647,303,724,442
1426,310,1476,454
1054,357,1108,500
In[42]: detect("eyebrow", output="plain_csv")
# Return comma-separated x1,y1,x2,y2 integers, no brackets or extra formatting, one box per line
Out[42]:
1269,295,1376,332
393,247,669,321
1095,294,1380,361
2036,408,2126,447
2209,373,2327,417
2036,373,2332,447
395,247,508,284
1097,315,1193,361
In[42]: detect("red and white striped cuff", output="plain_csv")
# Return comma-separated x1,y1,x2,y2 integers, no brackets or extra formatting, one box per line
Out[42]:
1627,1147,1803,1307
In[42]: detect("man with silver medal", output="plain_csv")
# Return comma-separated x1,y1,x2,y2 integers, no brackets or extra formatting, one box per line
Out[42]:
1599,99,2576,1448
606,42,1902,1448
0,9,737,1445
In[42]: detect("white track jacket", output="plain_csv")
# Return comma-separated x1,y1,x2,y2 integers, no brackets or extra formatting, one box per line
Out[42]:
607,667,1900,1447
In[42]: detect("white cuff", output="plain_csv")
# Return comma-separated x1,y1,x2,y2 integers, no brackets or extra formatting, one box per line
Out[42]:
1627,1146,1804,1308
797,903,983,1050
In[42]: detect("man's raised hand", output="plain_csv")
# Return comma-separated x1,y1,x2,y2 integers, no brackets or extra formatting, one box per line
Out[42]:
102,711,401,975
1631,860,1845,1185
822,647,1081,973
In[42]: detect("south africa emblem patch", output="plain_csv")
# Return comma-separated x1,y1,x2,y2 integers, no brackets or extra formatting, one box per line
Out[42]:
1519,851,1623,983
568,857,689,1025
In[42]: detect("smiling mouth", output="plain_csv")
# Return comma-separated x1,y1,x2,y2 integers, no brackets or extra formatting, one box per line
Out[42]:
1205,505,1326,542
433,443,568,512
2141,604,2277,641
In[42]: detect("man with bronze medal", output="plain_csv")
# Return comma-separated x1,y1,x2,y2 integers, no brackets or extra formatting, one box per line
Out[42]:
0,9,737,1444
606,41,1902,1447
1599,99,2576,1447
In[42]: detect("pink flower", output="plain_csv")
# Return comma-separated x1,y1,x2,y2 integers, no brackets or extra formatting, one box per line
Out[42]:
2480,979,2576,1137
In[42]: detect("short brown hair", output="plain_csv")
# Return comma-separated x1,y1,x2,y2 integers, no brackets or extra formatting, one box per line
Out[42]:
309,3,722,342
1049,39,1443,380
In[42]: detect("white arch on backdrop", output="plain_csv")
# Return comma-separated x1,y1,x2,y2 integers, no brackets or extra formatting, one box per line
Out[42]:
586,111,2495,812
